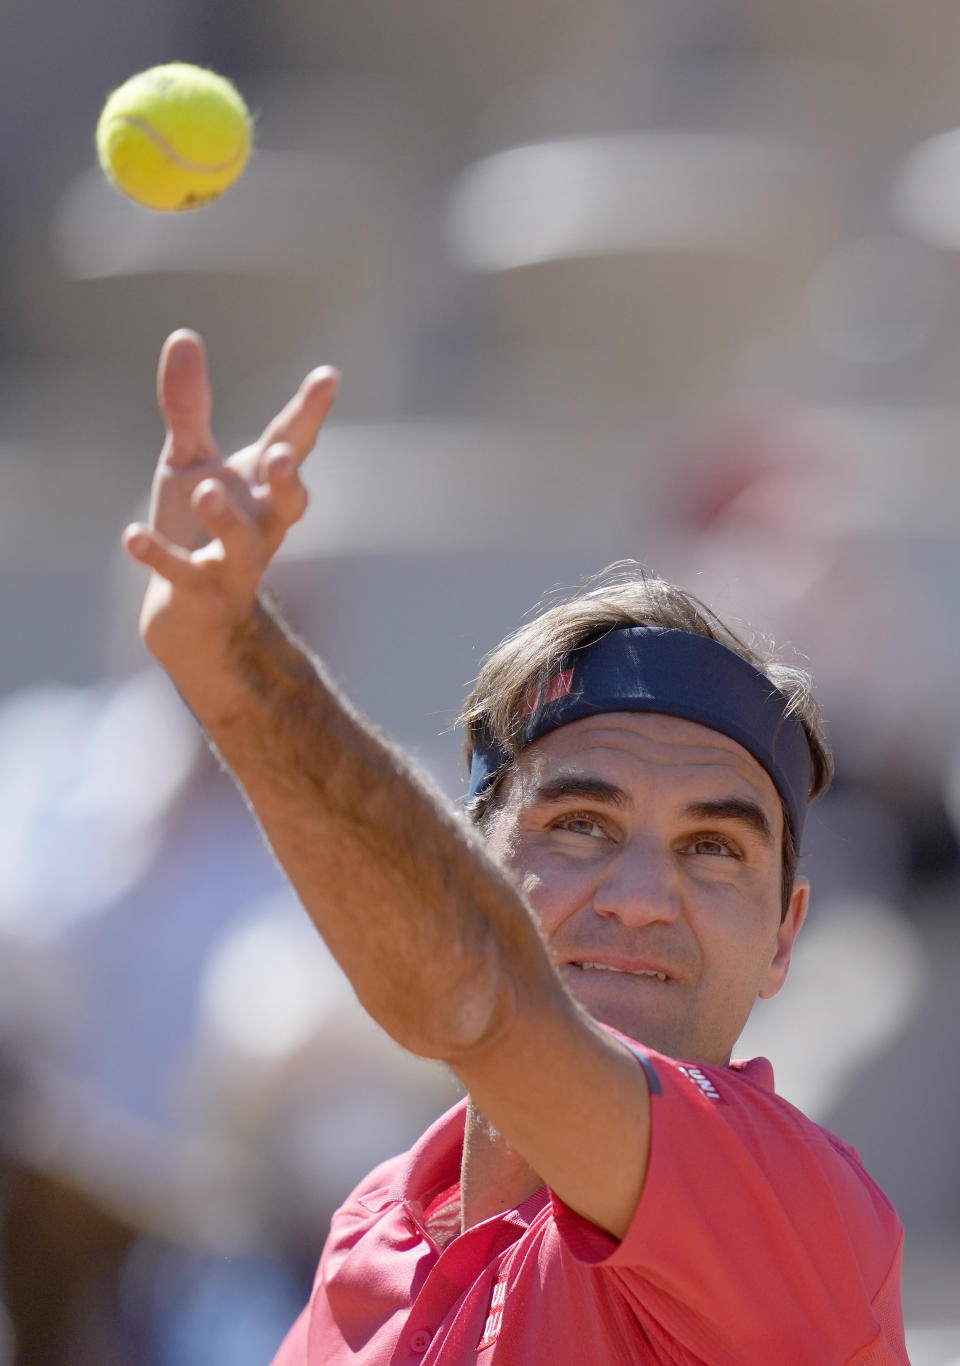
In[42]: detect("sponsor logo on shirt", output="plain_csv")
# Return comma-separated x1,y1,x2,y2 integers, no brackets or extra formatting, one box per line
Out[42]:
477,1272,508,1351
677,1065,724,1103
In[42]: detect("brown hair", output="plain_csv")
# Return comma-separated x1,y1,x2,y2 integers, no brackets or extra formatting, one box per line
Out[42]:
459,565,833,916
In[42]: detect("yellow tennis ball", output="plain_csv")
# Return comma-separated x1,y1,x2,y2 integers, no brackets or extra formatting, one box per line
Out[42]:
96,62,252,212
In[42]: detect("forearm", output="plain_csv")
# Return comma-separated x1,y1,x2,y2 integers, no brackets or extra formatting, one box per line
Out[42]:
165,597,558,1058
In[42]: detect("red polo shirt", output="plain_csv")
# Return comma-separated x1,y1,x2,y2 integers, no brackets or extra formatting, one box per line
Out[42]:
271,1042,907,1365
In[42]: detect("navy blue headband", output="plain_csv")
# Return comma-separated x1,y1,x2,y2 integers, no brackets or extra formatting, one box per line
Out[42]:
468,626,813,843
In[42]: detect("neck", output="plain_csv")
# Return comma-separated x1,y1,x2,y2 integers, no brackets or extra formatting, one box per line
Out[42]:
460,1098,545,1231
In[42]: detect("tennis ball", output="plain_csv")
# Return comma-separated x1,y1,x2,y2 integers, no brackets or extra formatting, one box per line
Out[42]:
96,63,252,212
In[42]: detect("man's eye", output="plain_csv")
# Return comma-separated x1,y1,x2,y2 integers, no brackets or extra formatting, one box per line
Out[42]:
684,834,738,857
552,814,608,839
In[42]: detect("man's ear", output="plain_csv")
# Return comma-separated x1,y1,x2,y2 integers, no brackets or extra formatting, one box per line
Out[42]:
758,876,809,1000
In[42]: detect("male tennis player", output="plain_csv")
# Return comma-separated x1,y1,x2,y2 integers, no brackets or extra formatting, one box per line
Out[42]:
124,330,908,1364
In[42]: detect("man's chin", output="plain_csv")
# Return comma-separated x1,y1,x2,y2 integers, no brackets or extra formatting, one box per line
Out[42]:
560,964,686,1059
558,963,739,1064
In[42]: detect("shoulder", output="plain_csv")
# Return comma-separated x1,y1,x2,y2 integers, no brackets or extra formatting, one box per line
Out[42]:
563,1028,902,1279
538,1032,906,1362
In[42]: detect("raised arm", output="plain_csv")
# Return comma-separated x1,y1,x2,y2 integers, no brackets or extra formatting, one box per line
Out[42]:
124,332,651,1237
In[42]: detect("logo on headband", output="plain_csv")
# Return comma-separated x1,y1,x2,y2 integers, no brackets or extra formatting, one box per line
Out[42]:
521,668,574,715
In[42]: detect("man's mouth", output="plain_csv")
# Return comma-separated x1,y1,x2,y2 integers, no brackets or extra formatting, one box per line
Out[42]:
568,961,668,982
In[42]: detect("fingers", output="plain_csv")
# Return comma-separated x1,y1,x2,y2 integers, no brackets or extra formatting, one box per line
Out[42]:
190,478,267,572
155,331,338,474
258,366,340,465
123,522,197,587
125,454,305,589
124,480,257,590
260,442,310,525
158,330,216,467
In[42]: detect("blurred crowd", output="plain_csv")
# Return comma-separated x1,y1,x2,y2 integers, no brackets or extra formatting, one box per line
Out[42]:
4,1,960,1362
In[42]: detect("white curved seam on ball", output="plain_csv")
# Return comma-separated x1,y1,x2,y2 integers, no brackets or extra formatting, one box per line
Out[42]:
117,116,246,174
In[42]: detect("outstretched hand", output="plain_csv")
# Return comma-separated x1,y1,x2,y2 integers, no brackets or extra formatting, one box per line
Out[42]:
123,330,339,664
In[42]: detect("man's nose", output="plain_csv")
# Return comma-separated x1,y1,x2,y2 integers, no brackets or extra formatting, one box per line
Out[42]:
589,841,682,926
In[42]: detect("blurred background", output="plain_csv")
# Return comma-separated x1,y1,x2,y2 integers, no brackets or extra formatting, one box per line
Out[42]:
1,1,959,1361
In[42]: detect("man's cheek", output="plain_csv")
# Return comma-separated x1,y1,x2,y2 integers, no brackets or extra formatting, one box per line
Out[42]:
519,869,545,904
520,864,587,927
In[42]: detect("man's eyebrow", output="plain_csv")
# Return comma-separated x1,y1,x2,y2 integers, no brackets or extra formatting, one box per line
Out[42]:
530,775,629,808
684,798,775,845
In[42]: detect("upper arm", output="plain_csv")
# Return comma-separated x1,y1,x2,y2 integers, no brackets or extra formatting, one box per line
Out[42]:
450,980,652,1239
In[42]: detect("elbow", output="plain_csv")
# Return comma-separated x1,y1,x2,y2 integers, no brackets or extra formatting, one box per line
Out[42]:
381,953,518,1064
436,972,518,1063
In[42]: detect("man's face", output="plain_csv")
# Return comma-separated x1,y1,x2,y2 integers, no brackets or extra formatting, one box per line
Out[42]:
483,712,808,1065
